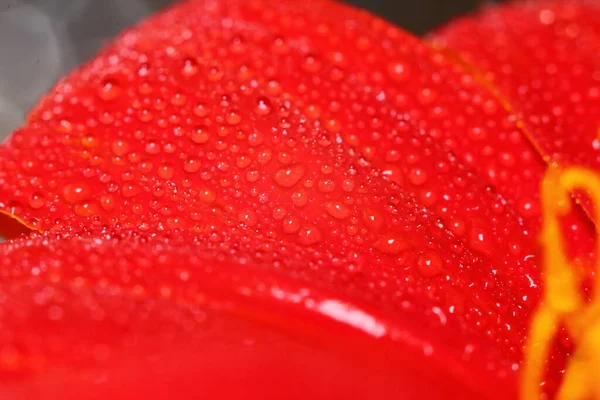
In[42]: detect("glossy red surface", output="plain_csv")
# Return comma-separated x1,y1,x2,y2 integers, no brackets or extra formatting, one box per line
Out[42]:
433,0,600,216
0,0,597,398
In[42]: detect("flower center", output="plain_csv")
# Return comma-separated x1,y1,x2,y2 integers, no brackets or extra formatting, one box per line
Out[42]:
523,165,600,400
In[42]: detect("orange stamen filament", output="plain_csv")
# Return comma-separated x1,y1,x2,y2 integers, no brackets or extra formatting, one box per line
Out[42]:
523,166,600,400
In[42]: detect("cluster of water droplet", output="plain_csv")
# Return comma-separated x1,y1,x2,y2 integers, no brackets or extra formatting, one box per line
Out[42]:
0,0,572,373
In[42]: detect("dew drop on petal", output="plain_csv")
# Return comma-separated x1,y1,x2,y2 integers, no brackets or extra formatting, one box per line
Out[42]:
274,165,305,188
325,201,351,220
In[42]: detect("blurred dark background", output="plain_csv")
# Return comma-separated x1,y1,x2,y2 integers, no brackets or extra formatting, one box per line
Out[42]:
0,0,504,139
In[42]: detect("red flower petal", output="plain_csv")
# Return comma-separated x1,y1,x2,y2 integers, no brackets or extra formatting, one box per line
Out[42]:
0,0,597,397
433,0,600,216
0,229,511,399
0,0,547,358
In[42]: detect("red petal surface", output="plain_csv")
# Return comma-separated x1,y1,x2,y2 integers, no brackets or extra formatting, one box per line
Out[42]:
0,0,597,397
236,0,553,233
0,0,547,355
433,0,600,216
0,0,548,270
0,228,511,399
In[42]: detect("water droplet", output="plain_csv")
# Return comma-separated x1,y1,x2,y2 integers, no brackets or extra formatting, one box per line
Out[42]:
239,210,258,227
342,179,355,192
198,189,216,204
382,165,404,186
122,183,140,198
418,88,437,105
449,218,466,237
388,61,409,82
469,225,493,256
111,140,129,156
274,165,305,188
325,201,351,219
100,195,115,211
97,78,121,101
283,215,301,233
62,183,91,204
145,142,160,155
363,208,384,232
317,179,336,193
254,96,272,115
226,110,241,125
193,103,210,117
80,136,99,149
302,54,322,73
28,192,45,209
182,57,199,77
230,35,246,54
272,207,287,220
417,251,443,277
191,127,210,144
249,132,265,147
138,109,153,122
74,202,100,217
373,233,409,255
157,164,174,180
236,155,252,169
245,170,260,182
408,168,427,186
291,189,309,207
298,224,321,245
184,158,201,173
271,36,290,54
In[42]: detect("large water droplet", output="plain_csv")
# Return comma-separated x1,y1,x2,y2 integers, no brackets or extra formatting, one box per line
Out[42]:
388,61,409,83
373,233,409,255
190,127,210,144
298,224,321,245
254,96,272,116
28,192,45,209
97,78,122,101
274,165,305,188
326,201,351,219
198,189,216,204
62,183,90,204
417,250,443,277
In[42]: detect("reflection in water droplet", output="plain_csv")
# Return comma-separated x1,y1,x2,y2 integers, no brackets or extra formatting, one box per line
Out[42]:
97,78,121,101
62,183,90,204
373,233,409,255
274,165,305,188
326,201,351,219
298,224,321,245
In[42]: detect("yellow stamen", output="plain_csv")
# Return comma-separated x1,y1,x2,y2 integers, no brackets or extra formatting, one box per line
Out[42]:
522,166,600,400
